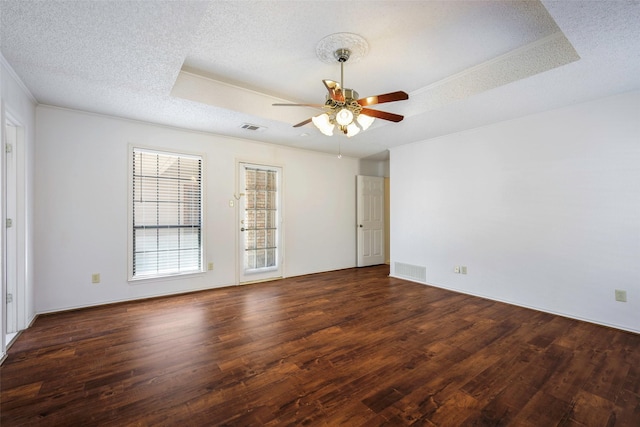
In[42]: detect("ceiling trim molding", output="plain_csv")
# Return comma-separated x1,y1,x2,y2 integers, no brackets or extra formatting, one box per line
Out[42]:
0,54,37,104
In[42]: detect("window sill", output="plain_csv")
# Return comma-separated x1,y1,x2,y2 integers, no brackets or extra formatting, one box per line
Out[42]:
128,269,206,284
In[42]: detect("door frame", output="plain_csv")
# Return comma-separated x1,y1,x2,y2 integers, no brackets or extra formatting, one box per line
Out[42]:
2,112,26,346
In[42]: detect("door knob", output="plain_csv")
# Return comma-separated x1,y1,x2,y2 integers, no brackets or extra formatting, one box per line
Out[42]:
359,224,363,228
241,227,245,232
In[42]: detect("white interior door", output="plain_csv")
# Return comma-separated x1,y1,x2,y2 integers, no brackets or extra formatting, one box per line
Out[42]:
238,163,283,283
357,175,385,267
4,121,17,335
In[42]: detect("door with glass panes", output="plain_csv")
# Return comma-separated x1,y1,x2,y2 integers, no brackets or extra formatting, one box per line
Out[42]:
238,163,282,283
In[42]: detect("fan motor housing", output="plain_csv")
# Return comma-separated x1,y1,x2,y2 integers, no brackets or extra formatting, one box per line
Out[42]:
343,88,358,100
326,88,359,103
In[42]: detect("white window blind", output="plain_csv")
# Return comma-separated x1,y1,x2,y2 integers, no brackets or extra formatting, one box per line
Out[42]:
131,148,202,279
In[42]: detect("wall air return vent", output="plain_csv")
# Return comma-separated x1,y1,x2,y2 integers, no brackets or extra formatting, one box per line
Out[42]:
240,123,267,132
394,262,427,283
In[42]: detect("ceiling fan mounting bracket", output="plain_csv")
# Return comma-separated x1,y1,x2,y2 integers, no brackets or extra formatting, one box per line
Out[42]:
334,49,351,63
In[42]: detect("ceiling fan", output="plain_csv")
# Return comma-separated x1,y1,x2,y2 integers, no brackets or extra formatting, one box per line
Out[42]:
273,48,409,137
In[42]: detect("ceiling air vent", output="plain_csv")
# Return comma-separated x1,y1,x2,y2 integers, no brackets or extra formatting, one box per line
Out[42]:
240,123,267,132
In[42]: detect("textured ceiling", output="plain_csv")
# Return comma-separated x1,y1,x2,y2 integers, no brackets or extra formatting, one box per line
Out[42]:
1,1,639,159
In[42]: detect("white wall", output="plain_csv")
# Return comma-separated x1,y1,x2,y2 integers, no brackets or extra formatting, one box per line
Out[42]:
390,91,640,333
1,56,37,356
359,158,389,177
35,106,359,313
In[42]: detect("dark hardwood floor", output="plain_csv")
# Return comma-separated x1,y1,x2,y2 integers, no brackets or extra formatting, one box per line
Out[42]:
1,265,639,426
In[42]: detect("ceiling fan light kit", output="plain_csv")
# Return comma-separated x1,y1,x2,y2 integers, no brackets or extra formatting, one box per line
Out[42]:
335,106,353,126
274,33,409,138
311,113,334,136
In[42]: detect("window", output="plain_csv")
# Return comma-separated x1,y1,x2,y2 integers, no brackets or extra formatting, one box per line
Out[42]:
130,148,203,279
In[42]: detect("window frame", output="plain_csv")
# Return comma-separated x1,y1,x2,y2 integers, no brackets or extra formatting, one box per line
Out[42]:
128,145,205,282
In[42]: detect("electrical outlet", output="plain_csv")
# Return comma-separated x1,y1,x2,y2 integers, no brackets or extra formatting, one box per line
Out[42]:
91,273,100,284
461,266,468,275
615,289,627,302
208,262,214,271
454,266,460,274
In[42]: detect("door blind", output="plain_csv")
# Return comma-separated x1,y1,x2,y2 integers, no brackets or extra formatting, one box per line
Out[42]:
244,167,278,270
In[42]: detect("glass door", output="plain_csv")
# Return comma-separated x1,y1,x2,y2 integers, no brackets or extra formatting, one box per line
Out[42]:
238,163,283,283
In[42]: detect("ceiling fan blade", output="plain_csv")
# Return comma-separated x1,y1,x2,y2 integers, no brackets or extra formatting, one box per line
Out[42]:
293,118,313,128
323,79,344,102
357,91,409,107
361,108,404,123
273,103,326,108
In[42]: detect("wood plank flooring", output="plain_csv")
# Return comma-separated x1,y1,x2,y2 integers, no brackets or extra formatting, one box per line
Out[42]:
1,265,639,426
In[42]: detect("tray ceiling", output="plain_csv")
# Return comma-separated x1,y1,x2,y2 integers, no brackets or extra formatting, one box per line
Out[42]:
1,1,638,159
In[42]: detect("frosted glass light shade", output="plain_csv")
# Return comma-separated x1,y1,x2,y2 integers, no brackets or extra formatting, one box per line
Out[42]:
312,113,334,136
346,122,360,137
357,114,375,131
335,108,354,126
